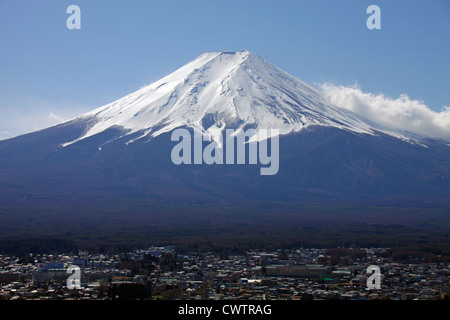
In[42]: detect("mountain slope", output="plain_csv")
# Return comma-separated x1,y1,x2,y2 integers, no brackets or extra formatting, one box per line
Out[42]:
61,50,416,148
0,50,449,206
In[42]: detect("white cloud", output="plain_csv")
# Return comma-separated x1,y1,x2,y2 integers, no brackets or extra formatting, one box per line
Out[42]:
0,92,92,140
47,112,69,123
0,131,12,140
320,83,450,142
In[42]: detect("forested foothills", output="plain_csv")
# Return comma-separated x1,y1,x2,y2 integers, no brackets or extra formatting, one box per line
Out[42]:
0,204,449,263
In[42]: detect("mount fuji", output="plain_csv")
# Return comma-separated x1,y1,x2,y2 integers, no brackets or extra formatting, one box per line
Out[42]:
61,50,416,147
0,50,449,209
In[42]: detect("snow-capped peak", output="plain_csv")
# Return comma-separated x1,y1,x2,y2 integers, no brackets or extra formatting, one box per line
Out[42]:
62,50,409,147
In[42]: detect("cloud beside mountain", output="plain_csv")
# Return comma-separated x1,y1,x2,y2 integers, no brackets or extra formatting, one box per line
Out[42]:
320,83,450,142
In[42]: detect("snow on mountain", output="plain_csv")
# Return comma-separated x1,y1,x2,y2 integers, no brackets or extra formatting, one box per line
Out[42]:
61,50,416,148
1,51,449,205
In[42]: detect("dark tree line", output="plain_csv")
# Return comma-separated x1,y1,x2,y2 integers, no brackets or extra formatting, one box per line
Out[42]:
107,283,151,300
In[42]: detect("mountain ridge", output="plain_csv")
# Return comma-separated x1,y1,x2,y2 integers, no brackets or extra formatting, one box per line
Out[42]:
57,50,433,150
0,50,448,206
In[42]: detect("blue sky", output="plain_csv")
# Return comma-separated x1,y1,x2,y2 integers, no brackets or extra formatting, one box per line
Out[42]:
1,0,449,140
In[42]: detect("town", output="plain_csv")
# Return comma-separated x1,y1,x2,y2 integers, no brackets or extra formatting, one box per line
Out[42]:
0,246,449,300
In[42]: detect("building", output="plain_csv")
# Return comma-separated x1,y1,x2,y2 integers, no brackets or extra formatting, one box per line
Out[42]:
32,269,69,285
266,265,329,278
